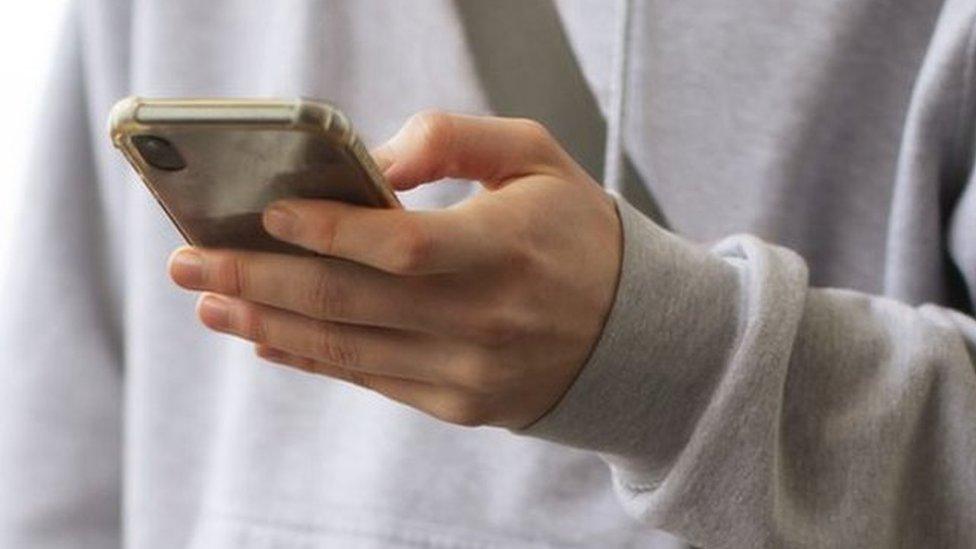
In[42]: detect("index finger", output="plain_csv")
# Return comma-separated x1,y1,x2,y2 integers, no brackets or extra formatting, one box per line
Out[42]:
262,199,497,275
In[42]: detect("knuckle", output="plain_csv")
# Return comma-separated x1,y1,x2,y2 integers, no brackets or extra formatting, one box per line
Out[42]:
514,118,552,142
455,355,493,389
500,238,535,272
212,254,248,296
344,369,371,389
455,354,512,393
307,265,346,319
437,395,491,427
316,326,359,368
237,305,268,343
232,257,251,296
311,215,340,255
407,110,456,179
513,118,556,153
389,220,433,273
409,109,454,152
469,310,527,348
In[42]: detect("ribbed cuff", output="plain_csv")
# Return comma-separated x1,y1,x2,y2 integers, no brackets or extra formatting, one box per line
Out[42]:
516,196,743,482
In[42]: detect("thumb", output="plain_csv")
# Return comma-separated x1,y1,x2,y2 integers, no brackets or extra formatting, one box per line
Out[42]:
370,110,565,191
370,146,396,175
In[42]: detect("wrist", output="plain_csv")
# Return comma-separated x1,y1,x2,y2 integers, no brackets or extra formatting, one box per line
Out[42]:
514,195,742,477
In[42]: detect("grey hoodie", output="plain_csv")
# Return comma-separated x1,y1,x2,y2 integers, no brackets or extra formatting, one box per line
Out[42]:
1,0,975,547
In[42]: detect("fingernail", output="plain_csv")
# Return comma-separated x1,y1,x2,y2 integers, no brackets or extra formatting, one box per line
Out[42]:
198,294,231,331
170,249,204,287
263,204,297,239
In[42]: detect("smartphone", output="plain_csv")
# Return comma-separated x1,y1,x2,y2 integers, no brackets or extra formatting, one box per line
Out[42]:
109,97,400,255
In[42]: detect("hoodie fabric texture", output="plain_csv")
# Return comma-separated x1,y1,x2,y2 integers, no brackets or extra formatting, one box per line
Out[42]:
2,1,976,548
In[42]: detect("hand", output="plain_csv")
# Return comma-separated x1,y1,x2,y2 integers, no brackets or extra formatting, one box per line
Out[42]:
168,111,622,429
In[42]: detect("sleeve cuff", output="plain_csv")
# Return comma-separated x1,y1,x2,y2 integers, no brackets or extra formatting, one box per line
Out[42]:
516,195,744,481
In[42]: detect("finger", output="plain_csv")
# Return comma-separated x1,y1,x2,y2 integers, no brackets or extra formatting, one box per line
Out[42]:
255,344,492,427
197,293,459,384
371,110,571,190
255,343,374,385
262,199,499,274
169,246,448,330
369,147,395,174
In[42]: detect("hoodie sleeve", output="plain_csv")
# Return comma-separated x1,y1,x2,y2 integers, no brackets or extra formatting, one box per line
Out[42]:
0,8,123,548
523,199,976,547
521,2,976,547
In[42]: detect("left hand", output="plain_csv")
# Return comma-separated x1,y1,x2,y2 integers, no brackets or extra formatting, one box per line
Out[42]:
168,111,622,429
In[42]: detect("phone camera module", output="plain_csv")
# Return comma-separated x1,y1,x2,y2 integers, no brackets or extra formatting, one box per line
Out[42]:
132,135,186,171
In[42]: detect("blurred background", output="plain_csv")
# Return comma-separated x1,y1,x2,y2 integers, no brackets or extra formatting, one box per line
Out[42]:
0,0,69,258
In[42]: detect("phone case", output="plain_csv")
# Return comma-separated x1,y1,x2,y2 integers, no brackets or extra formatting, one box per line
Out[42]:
109,96,400,254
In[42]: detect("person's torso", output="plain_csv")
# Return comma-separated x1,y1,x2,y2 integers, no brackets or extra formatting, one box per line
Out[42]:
79,1,952,546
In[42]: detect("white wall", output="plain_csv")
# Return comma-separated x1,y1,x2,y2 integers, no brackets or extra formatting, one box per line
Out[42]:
0,0,70,257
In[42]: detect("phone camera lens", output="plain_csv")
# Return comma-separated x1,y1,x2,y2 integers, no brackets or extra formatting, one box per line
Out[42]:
132,135,186,171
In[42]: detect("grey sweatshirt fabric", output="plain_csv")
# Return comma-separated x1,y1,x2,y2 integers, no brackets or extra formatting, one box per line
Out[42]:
2,0,976,548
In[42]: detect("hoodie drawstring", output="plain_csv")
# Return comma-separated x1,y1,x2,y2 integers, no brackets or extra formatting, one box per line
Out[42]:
603,0,634,193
